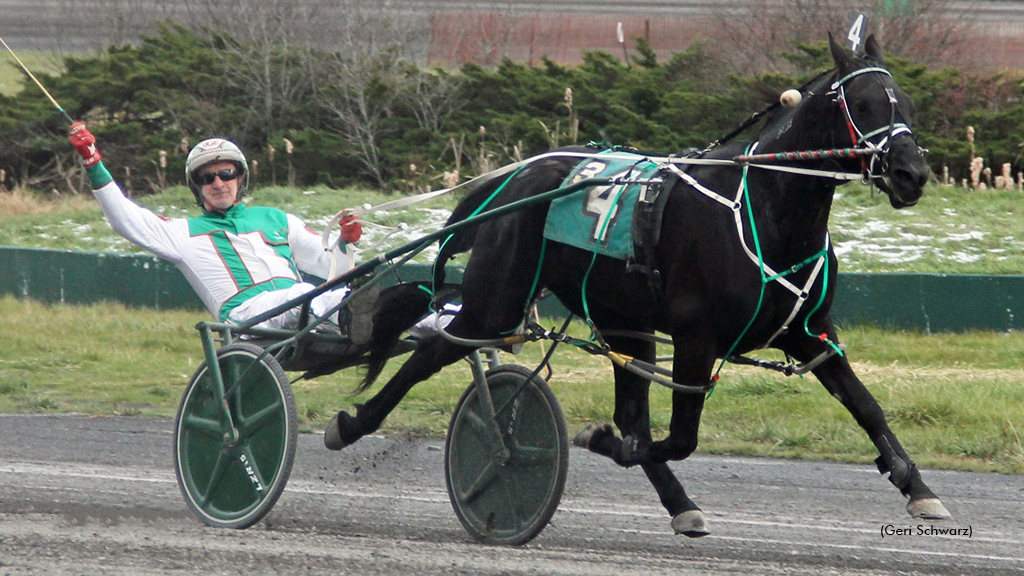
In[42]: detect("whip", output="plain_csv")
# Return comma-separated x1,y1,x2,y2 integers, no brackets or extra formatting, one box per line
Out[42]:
0,34,74,124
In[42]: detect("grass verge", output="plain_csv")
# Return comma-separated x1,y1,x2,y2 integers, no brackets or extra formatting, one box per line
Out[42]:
4,181,1024,274
0,52,63,97
1,296,1021,473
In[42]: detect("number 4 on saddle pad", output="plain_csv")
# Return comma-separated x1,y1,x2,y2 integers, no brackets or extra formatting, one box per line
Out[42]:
543,150,666,263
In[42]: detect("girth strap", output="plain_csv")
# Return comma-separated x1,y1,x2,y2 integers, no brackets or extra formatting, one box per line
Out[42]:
625,168,677,308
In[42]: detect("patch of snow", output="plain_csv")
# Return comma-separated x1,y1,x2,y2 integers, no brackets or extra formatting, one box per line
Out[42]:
942,231,985,242
946,251,982,263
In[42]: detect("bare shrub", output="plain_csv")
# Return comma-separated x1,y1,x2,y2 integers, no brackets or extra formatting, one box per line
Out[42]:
711,0,978,73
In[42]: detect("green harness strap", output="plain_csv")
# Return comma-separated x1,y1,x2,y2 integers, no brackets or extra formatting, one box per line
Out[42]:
579,178,632,336
714,159,767,383
709,146,843,396
432,165,543,336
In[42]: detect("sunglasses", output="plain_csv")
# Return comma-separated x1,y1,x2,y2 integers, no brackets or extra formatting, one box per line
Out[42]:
195,168,241,186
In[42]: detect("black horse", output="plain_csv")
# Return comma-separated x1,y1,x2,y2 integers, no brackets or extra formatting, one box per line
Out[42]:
328,34,951,536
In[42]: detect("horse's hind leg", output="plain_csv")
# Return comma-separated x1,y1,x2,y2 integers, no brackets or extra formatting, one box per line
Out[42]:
788,328,951,520
326,333,471,449
329,206,548,450
572,335,710,537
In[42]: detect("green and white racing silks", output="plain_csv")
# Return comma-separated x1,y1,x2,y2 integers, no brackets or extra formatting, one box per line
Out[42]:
91,178,354,321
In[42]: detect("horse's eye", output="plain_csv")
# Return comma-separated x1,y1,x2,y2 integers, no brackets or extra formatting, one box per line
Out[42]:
855,101,871,115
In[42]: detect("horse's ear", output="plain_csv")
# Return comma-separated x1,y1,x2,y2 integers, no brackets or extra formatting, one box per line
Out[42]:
828,31,854,75
864,34,885,64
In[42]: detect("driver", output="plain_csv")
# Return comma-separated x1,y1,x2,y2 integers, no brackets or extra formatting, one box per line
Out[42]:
68,122,376,344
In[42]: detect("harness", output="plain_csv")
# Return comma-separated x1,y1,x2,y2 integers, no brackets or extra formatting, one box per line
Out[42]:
334,65,916,395
567,65,914,392
664,144,832,354
671,65,914,387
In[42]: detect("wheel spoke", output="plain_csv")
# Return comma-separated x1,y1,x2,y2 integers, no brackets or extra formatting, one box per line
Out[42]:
456,459,500,505
238,400,284,441
459,406,490,436
225,364,249,422
498,461,523,527
222,358,242,399
238,445,270,496
182,414,224,439
507,444,556,467
199,451,230,508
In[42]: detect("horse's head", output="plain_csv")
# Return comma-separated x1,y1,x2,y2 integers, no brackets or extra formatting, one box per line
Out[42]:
828,33,927,208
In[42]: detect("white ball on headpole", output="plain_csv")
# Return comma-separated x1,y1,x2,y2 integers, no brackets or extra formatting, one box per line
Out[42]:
780,89,803,108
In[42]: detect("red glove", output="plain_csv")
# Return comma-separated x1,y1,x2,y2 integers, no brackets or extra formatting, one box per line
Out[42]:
69,121,102,167
338,212,362,243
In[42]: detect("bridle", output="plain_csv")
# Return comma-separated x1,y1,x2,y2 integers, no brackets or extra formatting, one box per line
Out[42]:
830,65,915,184
720,63,920,189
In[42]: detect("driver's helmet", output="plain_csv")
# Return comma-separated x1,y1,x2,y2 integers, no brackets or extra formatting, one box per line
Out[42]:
185,138,249,208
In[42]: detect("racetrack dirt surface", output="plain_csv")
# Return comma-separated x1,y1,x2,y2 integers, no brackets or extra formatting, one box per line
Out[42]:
1,413,1022,575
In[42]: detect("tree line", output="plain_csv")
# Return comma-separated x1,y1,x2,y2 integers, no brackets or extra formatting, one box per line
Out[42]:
0,23,1019,196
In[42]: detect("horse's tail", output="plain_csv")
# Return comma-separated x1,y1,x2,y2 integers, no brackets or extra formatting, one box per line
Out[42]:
431,156,550,286
432,148,590,287
430,174,504,287
357,281,434,393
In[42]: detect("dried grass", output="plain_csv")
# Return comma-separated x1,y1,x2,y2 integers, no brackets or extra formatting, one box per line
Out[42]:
0,189,93,216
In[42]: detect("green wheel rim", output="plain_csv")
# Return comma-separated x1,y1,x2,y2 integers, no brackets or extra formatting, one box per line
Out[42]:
445,365,568,545
174,343,296,529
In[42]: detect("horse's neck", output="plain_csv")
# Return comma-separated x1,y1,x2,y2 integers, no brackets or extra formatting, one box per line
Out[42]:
743,142,839,260
744,98,848,253
758,171,835,240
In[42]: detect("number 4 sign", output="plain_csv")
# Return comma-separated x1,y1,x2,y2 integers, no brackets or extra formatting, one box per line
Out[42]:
847,12,867,52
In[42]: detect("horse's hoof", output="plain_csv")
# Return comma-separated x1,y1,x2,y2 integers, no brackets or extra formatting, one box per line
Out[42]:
671,510,710,538
324,412,354,451
908,498,951,520
572,422,613,449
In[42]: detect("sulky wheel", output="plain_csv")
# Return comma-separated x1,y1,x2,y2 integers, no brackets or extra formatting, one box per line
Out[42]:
445,364,569,545
173,342,297,529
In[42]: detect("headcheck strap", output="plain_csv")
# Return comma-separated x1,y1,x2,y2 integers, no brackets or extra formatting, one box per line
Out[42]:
831,66,891,90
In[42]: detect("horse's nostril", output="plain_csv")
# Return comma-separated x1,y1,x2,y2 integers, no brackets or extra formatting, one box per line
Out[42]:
893,168,927,191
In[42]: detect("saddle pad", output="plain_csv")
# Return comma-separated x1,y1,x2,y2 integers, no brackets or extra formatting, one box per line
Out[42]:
543,151,660,260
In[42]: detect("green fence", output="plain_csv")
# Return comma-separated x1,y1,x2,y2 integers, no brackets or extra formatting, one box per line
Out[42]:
831,273,1024,332
0,246,457,313
0,246,202,311
2,246,1023,332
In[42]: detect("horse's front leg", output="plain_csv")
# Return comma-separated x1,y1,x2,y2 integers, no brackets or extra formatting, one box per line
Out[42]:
572,333,712,537
787,328,951,520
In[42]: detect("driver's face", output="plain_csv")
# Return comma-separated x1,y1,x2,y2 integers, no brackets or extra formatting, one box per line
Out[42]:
197,161,241,212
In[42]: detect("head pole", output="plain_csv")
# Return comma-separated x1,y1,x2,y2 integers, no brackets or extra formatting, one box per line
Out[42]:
0,34,74,125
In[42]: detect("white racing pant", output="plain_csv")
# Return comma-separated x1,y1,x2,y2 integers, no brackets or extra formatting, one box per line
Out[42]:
227,283,461,337
406,303,461,339
226,283,349,331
